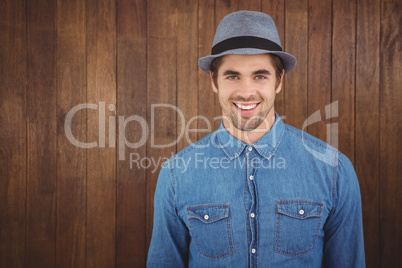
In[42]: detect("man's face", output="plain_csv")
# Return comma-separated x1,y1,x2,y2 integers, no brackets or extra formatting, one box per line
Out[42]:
211,54,283,131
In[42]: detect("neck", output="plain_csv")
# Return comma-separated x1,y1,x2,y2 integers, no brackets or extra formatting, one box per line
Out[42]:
223,110,277,144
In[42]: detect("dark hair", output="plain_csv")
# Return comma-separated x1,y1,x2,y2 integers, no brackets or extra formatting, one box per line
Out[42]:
209,54,284,88
210,56,224,88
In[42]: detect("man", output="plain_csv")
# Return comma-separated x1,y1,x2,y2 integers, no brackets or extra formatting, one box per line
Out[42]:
147,11,365,267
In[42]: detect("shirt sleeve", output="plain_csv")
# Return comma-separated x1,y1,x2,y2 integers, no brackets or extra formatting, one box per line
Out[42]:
147,160,189,268
323,153,366,267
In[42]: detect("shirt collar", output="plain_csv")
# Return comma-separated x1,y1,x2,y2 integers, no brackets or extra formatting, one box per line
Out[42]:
216,113,285,160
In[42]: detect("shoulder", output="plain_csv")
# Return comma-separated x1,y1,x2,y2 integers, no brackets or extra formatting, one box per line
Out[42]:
282,123,340,167
281,123,359,202
334,152,359,189
283,123,338,154
282,123,356,173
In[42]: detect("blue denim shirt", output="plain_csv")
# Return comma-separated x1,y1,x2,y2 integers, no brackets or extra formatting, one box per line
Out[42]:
147,114,365,268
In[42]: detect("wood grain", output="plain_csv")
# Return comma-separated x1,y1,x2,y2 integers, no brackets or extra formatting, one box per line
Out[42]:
116,0,147,266
146,0,178,250
307,0,332,142
332,0,356,159
356,0,380,266
215,0,238,22
177,0,198,151
56,0,86,266
0,1,401,266
26,0,57,266
284,0,308,129
197,0,216,139
238,0,261,11
86,0,116,266
0,0,26,266
379,0,402,266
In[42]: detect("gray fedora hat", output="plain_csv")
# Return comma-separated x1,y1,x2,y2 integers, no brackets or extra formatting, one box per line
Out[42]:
198,10,296,74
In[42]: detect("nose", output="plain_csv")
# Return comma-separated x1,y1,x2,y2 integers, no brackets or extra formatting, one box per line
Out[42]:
237,79,257,98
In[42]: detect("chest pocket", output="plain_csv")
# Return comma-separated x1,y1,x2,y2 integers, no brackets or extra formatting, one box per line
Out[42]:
274,200,324,257
186,203,234,260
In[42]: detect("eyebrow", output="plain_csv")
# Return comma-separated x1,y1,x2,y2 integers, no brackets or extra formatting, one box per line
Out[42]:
222,69,271,76
222,70,240,76
252,69,271,75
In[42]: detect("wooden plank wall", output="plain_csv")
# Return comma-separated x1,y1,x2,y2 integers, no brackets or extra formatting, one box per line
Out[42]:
0,0,400,267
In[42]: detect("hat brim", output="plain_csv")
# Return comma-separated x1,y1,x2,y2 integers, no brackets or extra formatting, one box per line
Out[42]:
198,48,297,75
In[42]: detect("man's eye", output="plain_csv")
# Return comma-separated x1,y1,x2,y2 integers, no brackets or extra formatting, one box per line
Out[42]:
255,75,266,80
227,75,238,80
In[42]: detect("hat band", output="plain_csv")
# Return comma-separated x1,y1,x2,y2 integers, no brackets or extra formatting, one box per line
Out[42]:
211,36,282,55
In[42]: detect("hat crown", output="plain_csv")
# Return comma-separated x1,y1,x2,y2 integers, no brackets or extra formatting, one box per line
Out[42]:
198,10,296,75
213,11,282,48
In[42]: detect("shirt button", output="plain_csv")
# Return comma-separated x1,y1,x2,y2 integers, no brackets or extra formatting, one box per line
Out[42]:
251,248,256,254
299,209,304,215
249,175,254,180
248,147,253,151
250,213,255,218
204,214,209,220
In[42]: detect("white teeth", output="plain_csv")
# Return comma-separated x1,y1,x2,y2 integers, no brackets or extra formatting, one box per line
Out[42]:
235,103,258,110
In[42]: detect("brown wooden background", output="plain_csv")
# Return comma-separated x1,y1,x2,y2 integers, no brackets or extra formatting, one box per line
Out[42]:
0,0,401,267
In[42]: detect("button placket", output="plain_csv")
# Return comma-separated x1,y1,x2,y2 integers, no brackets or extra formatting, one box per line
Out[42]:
246,147,258,267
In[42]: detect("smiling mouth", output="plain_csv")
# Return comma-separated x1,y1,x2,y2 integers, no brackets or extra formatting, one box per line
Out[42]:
233,102,260,110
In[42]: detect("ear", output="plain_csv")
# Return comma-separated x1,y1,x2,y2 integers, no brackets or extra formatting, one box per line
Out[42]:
210,71,218,93
275,69,285,94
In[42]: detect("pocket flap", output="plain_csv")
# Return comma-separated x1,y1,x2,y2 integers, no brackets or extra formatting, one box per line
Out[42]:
277,200,323,220
187,203,229,223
